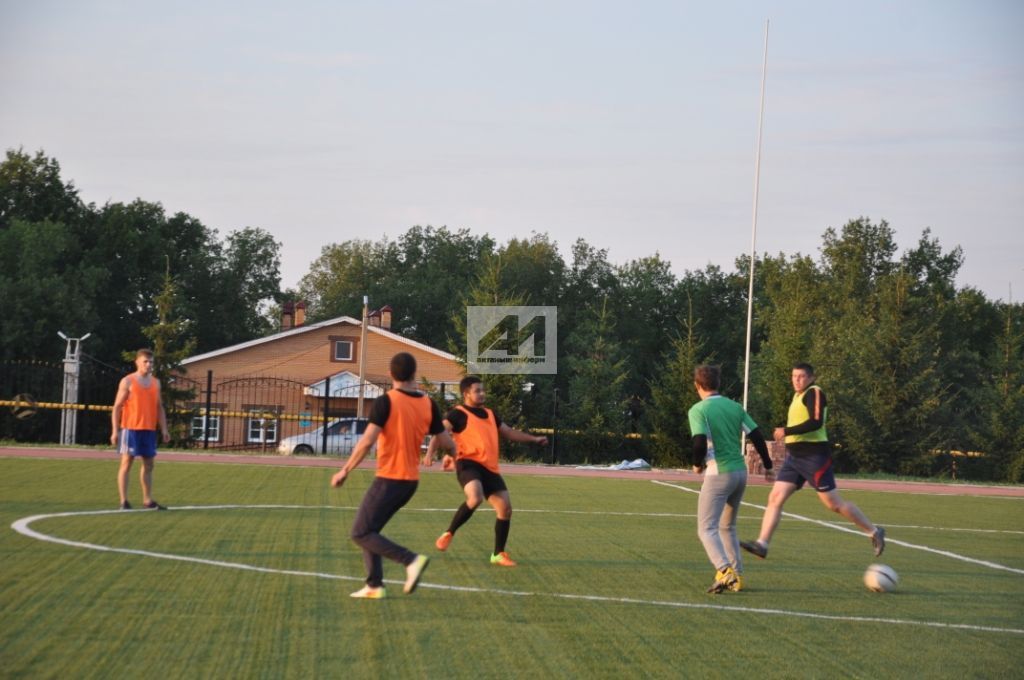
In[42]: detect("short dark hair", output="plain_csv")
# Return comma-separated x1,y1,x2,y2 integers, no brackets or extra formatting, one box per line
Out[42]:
136,348,154,359
460,375,482,395
694,365,721,391
792,362,815,375
389,352,417,382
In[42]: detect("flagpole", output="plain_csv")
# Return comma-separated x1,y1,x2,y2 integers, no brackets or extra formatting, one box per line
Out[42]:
742,18,769,415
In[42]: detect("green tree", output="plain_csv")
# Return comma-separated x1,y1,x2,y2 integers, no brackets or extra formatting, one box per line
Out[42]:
973,302,1024,481
564,297,630,461
449,255,528,430
647,294,709,467
0,148,83,228
0,219,106,360
126,263,197,446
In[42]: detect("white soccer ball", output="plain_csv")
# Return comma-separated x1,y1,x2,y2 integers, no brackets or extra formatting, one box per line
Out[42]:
864,563,899,593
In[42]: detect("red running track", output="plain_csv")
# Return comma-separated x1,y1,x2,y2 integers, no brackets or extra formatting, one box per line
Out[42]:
2,446,1022,497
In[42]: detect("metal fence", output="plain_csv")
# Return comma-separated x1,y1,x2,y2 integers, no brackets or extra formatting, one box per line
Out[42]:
0,360,391,455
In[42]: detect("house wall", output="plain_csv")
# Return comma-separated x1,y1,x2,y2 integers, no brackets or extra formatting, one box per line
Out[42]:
180,321,463,451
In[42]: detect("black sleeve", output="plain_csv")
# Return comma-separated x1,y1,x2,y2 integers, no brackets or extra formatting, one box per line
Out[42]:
368,395,391,428
748,428,772,469
428,401,444,435
446,409,467,433
784,389,827,435
691,434,708,467
491,411,503,429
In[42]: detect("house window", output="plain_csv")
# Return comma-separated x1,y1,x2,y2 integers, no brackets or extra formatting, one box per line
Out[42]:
329,335,358,362
247,410,279,443
334,340,354,361
190,415,221,442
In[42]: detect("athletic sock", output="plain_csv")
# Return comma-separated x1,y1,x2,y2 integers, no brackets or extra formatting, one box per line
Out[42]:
494,518,511,554
447,502,476,534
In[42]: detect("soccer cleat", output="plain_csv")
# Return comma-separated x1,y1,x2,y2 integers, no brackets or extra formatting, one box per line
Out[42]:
490,552,517,567
872,526,886,557
435,531,453,552
740,540,768,559
404,554,430,594
119,500,132,510
706,567,739,594
350,585,387,599
143,500,167,510
728,572,744,592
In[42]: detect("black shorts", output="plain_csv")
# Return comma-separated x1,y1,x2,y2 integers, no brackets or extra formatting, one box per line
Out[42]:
776,450,837,492
455,459,508,498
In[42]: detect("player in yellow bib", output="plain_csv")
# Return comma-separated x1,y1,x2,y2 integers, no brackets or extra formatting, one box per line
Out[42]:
740,363,885,561
434,376,547,567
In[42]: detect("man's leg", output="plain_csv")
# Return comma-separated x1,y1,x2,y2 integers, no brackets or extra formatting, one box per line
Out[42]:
697,475,732,571
140,457,154,505
437,475,484,551
117,454,133,506
816,489,876,534
351,478,418,587
448,480,484,533
487,490,512,556
756,480,798,546
719,472,746,572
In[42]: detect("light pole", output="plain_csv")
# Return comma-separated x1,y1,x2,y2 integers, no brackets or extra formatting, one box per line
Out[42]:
58,331,91,445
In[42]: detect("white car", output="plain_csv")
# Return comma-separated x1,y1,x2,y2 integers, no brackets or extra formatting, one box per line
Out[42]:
277,417,370,455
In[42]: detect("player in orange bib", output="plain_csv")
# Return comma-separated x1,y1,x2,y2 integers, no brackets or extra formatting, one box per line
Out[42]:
110,348,170,510
434,376,548,567
331,352,455,599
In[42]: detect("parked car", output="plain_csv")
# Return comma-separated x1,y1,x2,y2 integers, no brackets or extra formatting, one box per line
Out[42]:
277,417,370,455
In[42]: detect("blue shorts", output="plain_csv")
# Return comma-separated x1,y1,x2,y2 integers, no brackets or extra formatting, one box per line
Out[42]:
776,451,836,492
118,430,158,458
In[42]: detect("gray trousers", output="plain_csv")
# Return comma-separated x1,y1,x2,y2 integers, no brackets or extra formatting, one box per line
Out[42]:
697,470,747,573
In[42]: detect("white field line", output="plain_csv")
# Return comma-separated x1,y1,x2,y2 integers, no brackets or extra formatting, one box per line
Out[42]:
9,505,1023,637
652,480,1024,575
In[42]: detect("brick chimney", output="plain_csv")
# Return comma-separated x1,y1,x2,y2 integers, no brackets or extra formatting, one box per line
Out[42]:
281,301,295,331
295,301,306,327
380,305,393,330
368,309,381,327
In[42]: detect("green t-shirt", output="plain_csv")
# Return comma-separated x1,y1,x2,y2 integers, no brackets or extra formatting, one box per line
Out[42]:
687,395,758,474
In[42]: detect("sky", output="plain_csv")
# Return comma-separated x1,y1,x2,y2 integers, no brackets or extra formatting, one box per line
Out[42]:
2,1,1022,302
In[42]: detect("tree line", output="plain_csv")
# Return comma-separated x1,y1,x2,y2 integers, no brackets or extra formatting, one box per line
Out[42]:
3,148,1022,481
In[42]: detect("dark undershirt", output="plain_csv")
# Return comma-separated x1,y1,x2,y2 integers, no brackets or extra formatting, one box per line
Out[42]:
368,390,445,434
445,405,502,434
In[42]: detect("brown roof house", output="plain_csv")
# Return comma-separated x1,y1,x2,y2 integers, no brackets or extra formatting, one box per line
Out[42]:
180,304,463,453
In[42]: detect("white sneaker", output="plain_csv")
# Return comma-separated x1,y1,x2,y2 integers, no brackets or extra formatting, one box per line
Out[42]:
350,585,386,599
404,554,430,594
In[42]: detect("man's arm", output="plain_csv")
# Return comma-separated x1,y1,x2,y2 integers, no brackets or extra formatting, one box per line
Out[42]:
748,427,775,481
774,389,826,440
330,424,382,487
691,434,708,472
110,377,129,446
498,422,547,447
425,429,456,467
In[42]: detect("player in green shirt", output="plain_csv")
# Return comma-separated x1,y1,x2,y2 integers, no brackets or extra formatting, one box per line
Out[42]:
688,365,773,593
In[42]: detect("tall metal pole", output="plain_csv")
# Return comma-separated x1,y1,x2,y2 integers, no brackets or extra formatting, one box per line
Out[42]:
356,295,369,418
742,19,769,413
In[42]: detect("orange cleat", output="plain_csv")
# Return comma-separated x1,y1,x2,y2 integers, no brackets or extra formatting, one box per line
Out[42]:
490,552,517,567
435,531,453,552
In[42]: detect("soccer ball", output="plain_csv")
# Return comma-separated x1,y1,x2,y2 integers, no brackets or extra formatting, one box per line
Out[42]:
863,564,899,593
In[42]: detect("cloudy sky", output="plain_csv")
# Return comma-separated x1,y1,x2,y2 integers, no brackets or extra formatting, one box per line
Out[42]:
2,1,1022,301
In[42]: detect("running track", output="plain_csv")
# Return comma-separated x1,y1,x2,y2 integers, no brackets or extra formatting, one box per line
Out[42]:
3,446,1022,497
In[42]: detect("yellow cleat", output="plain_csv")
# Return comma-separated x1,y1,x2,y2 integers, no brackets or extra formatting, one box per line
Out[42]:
350,585,387,599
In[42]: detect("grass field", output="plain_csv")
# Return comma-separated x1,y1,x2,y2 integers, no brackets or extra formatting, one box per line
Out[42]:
1,457,1022,679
